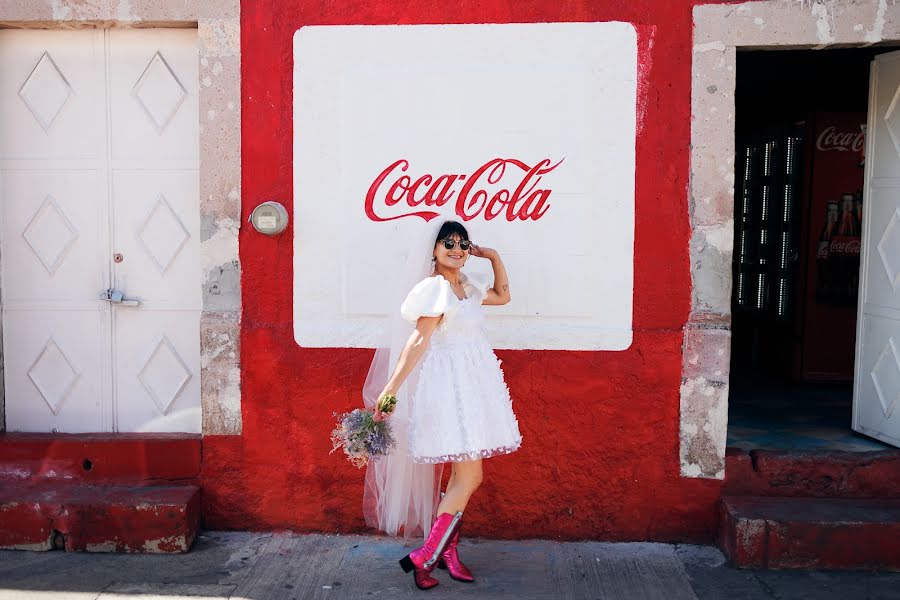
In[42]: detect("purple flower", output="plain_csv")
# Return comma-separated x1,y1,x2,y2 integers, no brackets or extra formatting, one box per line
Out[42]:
329,406,396,468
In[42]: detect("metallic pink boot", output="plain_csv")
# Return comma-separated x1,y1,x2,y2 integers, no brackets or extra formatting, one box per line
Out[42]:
399,511,463,590
436,516,474,582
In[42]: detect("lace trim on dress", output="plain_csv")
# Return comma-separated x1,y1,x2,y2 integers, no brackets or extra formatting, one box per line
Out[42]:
410,436,523,464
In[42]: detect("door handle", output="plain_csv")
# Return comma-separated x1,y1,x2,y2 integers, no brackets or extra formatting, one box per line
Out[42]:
100,288,140,307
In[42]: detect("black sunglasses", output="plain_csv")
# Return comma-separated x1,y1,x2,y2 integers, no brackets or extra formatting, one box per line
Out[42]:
441,239,471,251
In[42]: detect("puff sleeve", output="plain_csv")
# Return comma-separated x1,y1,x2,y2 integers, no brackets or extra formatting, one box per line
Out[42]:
400,276,455,323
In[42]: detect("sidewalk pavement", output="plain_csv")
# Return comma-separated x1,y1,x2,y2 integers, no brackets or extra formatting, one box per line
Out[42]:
1,531,899,600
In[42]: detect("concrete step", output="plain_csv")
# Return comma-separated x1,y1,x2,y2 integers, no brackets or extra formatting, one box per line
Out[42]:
0,482,200,553
719,495,900,571
724,447,900,498
0,433,201,484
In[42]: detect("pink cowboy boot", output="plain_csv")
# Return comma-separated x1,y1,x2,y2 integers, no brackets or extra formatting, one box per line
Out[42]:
436,514,474,582
399,511,463,590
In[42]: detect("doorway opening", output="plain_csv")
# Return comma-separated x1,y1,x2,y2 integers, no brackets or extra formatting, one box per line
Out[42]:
729,48,894,452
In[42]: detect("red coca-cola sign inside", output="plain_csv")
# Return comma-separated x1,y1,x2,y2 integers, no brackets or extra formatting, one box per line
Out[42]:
816,125,865,153
365,157,564,222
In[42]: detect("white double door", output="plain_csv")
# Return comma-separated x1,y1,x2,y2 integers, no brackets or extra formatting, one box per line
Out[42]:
0,29,201,432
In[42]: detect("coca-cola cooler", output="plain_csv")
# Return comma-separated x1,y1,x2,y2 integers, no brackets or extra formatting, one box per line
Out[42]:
797,112,865,381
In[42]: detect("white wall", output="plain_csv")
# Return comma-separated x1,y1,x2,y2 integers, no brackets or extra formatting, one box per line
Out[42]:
293,22,636,350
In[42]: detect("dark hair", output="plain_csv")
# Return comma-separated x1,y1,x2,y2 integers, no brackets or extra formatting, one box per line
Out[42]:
434,220,469,244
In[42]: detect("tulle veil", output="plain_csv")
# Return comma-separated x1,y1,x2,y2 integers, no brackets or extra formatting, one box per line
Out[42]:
361,217,447,541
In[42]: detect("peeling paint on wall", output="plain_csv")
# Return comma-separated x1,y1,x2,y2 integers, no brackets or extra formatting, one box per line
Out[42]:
12,0,232,25
636,25,656,137
201,218,240,283
680,375,728,478
201,313,241,435
866,0,888,43
811,2,836,46
199,18,240,57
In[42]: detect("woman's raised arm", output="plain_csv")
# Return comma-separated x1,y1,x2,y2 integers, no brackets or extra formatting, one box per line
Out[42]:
470,243,510,305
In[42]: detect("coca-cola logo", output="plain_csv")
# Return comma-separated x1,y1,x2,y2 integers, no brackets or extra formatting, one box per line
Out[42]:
830,236,861,255
364,157,564,222
816,126,865,153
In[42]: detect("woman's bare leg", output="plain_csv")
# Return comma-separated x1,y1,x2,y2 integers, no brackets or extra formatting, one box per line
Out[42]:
436,459,483,515
445,463,457,496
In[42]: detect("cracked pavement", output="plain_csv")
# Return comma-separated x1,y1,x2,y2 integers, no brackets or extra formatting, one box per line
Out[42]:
0,532,899,599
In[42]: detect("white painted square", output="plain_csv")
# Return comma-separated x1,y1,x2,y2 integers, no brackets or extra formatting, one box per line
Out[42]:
293,22,636,350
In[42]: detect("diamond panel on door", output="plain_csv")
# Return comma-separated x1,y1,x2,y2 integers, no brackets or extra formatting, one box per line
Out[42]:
871,337,900,419
112,171,200,307
28,338,80,415
4,311,105,432
1,170,105,305
863,187,900,310
138,194,190,274
878,208,900,290
108,29,198,162
18,51,73,132
0,30,103,160
138,336,192,415
113,310,200,433
133,51,188,134
23,195,78,276
858,314,900,445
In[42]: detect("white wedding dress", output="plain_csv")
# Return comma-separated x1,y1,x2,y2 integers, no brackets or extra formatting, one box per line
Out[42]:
400,271,523,463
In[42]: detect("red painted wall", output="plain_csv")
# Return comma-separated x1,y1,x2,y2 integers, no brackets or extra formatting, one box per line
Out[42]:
201,0,724,543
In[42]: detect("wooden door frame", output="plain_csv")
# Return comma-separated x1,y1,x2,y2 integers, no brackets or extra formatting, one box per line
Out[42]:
0,4,242,435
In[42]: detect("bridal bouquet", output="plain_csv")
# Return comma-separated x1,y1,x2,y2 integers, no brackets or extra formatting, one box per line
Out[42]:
329,393,398,468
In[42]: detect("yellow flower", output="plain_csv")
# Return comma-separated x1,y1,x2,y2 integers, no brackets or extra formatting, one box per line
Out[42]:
378,393,397,413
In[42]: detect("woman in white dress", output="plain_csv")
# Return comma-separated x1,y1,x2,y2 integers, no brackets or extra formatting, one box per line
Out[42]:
361,218,522,590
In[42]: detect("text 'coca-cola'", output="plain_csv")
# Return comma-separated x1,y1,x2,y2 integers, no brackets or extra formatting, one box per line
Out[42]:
816,125,865,153
364,157,565,222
